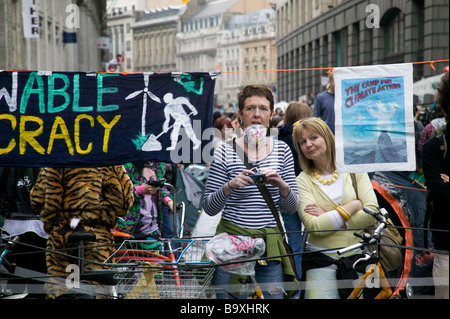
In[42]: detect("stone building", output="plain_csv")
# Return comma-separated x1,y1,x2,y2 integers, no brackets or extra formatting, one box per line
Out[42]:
276,0,449,103
106,0,182,72
133,6,186,73
0,0,107,71
177,0,275,108
218,8,277,108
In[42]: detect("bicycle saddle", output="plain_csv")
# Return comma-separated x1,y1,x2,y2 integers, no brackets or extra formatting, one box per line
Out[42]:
68,229,97,243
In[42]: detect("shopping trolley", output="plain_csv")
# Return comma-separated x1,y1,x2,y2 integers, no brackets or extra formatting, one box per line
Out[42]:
105,238,215,299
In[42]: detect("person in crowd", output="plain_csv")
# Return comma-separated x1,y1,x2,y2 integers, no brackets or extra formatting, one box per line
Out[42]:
269,115,284,131
275,106,284,117
213,111,222,126
279,102,313,176
0,167,47,298
230,111,243,138
293,117,378,299
418,104,447,154
116,162,174,247
421,73,449,299
276,101,312,290
203,85,299,299
212,116,235,149
30,166,133,298
313,73,335,133
153,162,176,239
413,104,425,171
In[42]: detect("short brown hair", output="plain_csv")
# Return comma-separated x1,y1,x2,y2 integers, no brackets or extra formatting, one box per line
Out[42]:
238,85,274,112
214,116,232,131
283,102,312,125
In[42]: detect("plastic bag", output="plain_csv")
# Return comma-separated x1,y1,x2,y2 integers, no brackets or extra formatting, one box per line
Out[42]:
205,233,265,275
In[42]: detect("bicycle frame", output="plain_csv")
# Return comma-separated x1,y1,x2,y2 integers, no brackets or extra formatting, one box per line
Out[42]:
0,234,19,274
147,181,185,238
349,262,394,299
337,207,397,299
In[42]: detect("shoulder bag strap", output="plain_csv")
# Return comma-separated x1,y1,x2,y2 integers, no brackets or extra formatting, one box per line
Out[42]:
231,140,285,233
350,173,358,199
231,140,297,275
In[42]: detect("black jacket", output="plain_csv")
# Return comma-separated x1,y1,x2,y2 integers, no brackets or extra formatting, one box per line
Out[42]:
278,123,301,176
422,128,449,250
0,167,40,217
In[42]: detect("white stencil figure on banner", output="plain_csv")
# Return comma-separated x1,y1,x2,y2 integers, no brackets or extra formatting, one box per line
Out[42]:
126,73,162,151
366,99,400,163
159,93,201,151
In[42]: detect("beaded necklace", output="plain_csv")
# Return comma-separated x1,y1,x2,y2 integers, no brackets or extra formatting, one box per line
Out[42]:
314,170,339,185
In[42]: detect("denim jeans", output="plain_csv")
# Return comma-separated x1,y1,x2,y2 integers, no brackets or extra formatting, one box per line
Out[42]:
160,205,180,238
280,210,303,279
213,254,285,299
281,210,303,298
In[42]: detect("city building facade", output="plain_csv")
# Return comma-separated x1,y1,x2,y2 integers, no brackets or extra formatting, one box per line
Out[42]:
218,8,277,108
0,0,107,71
106,0,277,107
106,0,182,72
133,6,186,73
276,0,449,105
177,0,275,108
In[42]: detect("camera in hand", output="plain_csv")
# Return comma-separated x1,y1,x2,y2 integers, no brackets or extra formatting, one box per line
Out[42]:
249,173,266,184
147,180,165,187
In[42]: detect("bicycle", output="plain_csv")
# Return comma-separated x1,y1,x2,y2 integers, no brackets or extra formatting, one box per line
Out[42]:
61,179,190,299
0,228,21,298
106,237,215,299
337,207,401,299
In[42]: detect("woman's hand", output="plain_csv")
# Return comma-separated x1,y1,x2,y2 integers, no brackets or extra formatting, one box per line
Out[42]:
145,184,158,195
260,168,291,197
223,169,255,196
342,199,363,216
304,203,326,217
166,199,174,213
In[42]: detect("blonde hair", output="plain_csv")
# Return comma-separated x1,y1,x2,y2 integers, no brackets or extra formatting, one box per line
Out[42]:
292,117,336,175
326,73,334,93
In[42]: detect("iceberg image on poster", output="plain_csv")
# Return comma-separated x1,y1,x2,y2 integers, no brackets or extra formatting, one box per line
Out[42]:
334,63,415,173
342,76,406,165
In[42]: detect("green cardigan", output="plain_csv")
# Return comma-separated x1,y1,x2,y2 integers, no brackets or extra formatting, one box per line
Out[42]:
215,218,298,298
297,172,378,250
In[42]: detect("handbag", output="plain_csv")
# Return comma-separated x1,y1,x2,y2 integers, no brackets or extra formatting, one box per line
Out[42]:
350,173,403,272
231,140,298,278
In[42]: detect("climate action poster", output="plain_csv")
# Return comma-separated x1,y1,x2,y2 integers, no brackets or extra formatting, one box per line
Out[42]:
334,63,415,173
0,71,217,167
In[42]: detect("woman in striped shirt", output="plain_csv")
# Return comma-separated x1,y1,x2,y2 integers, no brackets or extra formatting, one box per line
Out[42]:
203,85,299,299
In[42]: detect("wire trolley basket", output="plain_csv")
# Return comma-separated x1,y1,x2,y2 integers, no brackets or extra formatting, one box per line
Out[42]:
105,238,215,299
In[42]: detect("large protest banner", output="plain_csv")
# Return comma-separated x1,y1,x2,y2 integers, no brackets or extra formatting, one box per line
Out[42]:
0,71,218,167
334,63,415,173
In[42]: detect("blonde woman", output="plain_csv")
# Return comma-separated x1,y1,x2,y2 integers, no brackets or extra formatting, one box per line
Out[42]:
292,117,378,299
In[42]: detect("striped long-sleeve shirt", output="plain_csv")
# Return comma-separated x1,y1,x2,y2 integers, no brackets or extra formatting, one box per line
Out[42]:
202,139,299,229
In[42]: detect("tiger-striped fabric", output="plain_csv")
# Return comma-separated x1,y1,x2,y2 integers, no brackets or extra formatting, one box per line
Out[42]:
30,166,133,298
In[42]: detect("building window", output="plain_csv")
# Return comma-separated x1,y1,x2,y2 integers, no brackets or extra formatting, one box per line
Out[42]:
382,9,405,58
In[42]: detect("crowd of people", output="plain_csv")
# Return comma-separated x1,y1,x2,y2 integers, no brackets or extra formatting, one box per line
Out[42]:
1,71,448,300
